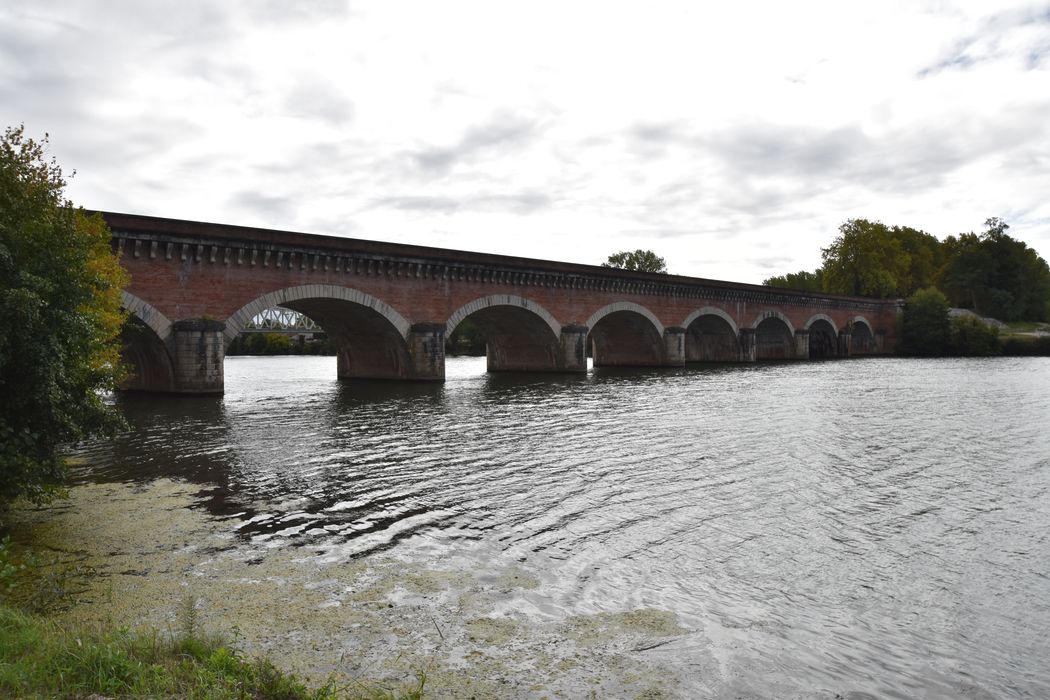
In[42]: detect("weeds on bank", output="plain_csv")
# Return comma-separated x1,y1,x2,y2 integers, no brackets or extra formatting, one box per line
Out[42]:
0,538,425,699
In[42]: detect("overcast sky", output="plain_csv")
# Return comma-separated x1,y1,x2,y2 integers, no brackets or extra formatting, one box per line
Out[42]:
2,1,1048,283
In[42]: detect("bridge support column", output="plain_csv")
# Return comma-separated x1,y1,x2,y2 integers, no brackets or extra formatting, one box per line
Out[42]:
794,330,810,359
664,327,686,366
408,323,445,381
738,328,756,362
559,325,588,372
171,319,225,395
875,330,886,354
838,330,852,358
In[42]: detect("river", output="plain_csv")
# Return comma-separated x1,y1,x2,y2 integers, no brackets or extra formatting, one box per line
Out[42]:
42,356,1050,698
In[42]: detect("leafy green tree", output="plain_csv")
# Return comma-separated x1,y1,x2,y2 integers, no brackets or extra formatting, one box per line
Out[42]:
0,126,128,505
820,219,902,297
900,287,951,356
601,249,667,273
762,269,824,292
940,218,1050,321
820,219,944,298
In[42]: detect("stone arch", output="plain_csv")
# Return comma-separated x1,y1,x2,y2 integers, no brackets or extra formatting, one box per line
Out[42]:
752,310,795,360
682,306,740,362
804,313,838,334
119,291,176,392
225,285,415,381
681,306,739,336
587,302,666,367
850,315,876,354
586,302,664,337
121,291,173,343
445,295,561,339
807,317,839,359
445,295,564,372
849,315,874,335
223,285,411,348
750,309,795,335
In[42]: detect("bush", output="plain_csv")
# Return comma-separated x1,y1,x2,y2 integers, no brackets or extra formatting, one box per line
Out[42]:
900,287,951,356
949,316,1000,356
1001,335,1050,356
0,126,128,506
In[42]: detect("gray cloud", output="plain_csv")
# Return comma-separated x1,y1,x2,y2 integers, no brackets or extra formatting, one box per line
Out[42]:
748,255,796,271
408,114,537,174
374,191,552,215
919,4,1050,77
228,190,296,219
284,79,355,126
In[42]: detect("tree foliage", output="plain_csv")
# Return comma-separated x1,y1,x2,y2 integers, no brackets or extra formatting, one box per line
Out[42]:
762,269,823,292
764,216,1049,324
601,249,667,273
0,125,128,505
939,218,1050,322
819,219,943,298
900,287,951,356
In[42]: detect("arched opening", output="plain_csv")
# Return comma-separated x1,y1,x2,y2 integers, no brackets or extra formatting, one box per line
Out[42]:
851,318,875,354
226,286,415,381
117,292,176,392
683,309,740,362
587,304,665,367
754,316,794,360
808,319,838,359
119,315,176,392
446,303,562,372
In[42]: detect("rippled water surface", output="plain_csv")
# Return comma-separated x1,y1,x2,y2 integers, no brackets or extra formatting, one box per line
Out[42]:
73,356,1050,697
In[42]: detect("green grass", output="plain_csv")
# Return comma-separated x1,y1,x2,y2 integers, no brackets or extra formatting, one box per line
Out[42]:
0,536,424,699
0,603,425,699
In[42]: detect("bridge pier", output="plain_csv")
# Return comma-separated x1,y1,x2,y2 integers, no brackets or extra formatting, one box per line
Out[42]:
838,330,852,358
171,319,225,395
408,323,445,381
794,330,810,359
559,325,588,372
738,328,757,362
664,327,686,366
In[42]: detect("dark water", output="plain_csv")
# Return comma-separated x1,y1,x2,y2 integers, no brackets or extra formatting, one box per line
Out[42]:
75,356,1050,697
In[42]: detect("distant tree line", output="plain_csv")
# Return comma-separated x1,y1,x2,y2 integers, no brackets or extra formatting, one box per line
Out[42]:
227,333,337,356
765,217,1050,322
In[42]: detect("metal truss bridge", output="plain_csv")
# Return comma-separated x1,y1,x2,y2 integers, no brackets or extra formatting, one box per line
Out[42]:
241,306,321,333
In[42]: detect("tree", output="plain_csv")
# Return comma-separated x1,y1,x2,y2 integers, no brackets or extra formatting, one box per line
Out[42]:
939,218,1050,321
601,249,667,273
819,219,944,298
763,269,824,292
900,287,951,356
0,126,128,505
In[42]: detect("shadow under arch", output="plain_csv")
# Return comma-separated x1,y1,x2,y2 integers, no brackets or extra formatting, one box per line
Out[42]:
752,310,795,360
446,294,564,372
682,306,741,362
226,285,415,381
849,315,876,354
119,291,176,392
805,313,839,359
587,301,666,367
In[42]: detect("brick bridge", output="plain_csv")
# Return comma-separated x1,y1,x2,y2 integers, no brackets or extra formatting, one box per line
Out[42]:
104,212,899,395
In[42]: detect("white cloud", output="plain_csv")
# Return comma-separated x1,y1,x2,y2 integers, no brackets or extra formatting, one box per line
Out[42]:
1,0,1047,283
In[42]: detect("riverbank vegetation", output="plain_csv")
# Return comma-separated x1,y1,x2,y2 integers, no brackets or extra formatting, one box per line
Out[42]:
0,537,424,699
227,332,338,356
0,126,130,506
766,217,1050,356
765,217,1050,322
